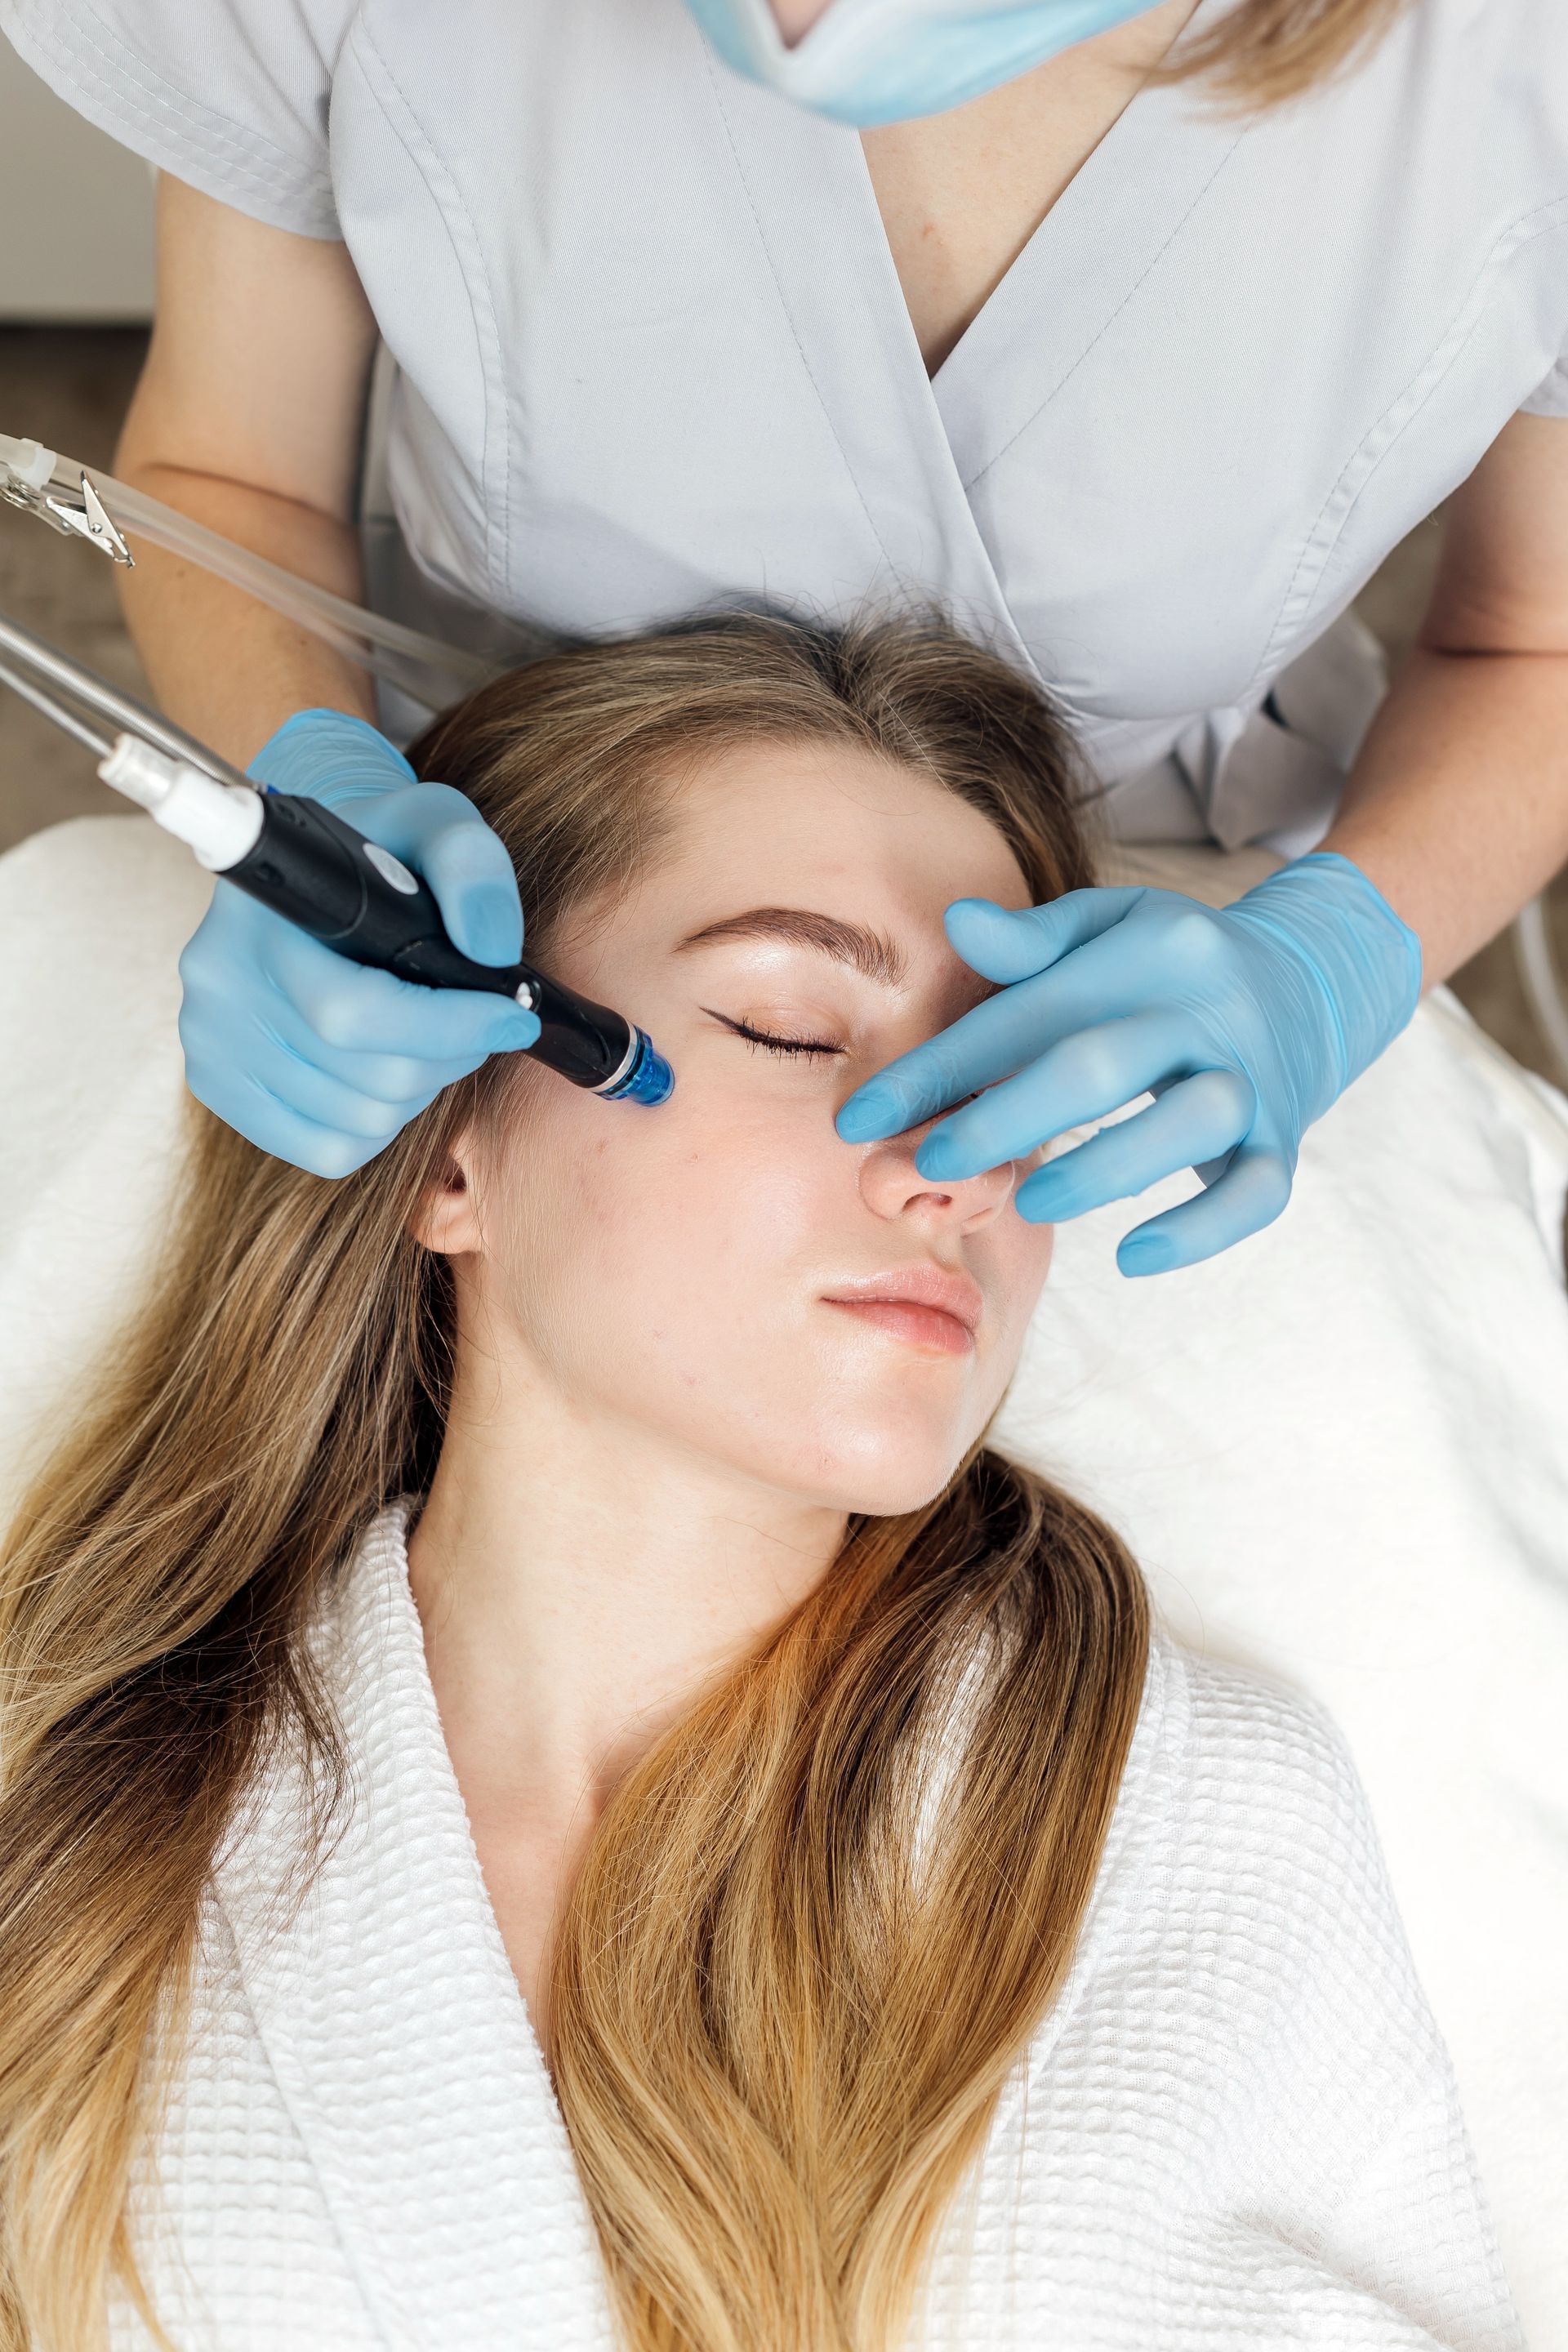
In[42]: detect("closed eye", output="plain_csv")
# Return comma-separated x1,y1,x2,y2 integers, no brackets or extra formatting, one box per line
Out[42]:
705,1010,844,1059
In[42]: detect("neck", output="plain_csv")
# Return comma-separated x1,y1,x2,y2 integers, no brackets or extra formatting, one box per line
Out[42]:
408,1352,844,1842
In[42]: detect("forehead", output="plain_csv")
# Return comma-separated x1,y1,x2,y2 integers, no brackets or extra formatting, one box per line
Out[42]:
641,737,1031,933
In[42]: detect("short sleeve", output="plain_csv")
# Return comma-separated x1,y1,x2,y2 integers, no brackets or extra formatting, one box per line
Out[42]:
0,0,354,238
1520,351,1568,419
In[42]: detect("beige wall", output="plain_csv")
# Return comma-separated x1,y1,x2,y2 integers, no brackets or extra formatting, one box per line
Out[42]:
0,38,154,320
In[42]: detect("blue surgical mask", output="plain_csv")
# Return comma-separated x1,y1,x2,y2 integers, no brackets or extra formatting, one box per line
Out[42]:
682,0,1171,127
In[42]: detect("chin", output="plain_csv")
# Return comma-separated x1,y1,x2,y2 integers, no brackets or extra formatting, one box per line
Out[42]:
842,1466,967,1519
791,1414,978,1521
846,1458,968,1514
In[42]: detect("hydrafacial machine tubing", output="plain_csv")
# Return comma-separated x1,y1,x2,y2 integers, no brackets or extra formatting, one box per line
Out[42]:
0,439,674,1107
7,429,1568,1088
0,431,493,716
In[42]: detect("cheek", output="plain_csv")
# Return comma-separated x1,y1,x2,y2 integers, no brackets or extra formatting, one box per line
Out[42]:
995,1212,1055,1316
483,1077,842,1396
973,1213,1054,1396
467,1075,1057,1516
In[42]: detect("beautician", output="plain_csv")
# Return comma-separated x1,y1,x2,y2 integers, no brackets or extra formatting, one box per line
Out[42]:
3,0,1566,1272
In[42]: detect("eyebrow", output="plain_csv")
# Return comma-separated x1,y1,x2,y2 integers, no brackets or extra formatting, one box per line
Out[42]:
674,906,907,987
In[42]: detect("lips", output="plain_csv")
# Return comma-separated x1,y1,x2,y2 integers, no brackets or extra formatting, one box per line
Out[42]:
819,1265,983,1356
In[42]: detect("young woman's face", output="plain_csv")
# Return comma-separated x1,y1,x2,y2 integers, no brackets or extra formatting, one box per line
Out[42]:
452,741,1054,1517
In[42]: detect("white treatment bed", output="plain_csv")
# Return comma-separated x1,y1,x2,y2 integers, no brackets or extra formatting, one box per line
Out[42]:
2,814,1566,2345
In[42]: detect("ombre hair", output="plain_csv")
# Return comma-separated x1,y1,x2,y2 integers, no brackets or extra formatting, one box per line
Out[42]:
1178,0,1410,106
0,613,1148,2352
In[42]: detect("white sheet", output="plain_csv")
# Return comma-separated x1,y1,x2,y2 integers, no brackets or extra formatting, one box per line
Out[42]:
2,814,1566,2342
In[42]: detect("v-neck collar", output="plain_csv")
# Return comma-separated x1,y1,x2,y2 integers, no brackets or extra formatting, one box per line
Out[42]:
701,0,1252,657
215,1508,616,2352
931,8,1256,489
703,38,1036,664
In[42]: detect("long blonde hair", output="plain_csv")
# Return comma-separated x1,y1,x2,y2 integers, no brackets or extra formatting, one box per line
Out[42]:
1178,0,1410,106
0,615,1148,2352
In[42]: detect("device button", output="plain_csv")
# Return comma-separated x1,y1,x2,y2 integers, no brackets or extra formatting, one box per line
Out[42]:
363,842,420,895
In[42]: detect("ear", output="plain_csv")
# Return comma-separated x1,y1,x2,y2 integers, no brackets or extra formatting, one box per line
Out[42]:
408,1129,484,1257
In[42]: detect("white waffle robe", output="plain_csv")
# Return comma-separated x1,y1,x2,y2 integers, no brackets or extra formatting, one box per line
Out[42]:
116,1510,1523,2350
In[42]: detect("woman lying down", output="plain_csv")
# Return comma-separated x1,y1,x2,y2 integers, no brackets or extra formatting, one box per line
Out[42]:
0,617,1520,2352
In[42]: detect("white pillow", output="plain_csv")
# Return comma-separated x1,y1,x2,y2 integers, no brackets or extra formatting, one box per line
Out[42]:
2,816,1566,2341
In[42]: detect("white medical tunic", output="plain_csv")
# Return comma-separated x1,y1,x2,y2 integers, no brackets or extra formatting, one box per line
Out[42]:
4,0,1568,848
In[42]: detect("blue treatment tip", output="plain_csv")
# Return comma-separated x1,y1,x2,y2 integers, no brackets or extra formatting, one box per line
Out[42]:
604,1027,675,1107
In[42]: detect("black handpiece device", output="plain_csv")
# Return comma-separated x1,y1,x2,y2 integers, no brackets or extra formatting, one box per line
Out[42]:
0,601,671,1102
229,789,673,1104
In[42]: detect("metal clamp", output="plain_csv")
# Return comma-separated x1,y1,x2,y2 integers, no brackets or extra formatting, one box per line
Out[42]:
0,441,134,566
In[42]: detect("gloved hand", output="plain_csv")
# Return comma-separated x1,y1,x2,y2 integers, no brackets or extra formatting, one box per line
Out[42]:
178,707,539,1177
835,852,1422,1276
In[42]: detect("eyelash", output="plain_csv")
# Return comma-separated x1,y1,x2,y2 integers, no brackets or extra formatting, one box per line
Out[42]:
710,1013,844,1060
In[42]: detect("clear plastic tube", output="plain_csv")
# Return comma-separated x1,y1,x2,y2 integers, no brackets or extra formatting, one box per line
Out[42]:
0,431,498,715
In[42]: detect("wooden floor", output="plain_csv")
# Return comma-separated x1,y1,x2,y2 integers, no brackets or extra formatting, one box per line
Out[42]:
2,323,1565,1081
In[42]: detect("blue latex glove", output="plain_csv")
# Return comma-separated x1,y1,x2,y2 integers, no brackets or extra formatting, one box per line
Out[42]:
178,708,539,1177
835,853,1422,1276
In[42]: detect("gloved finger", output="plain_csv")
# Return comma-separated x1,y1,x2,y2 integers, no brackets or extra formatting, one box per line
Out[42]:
1116,1143,1293,1277
249,986,500,1107
359,782,523,965
838,909,1196,1146
835,954,1134,1144
914,1009,1198,1181
191,1020,444,1143
1011,1068,1256,1225
182,1049,403,1179
943,887,1146,984
248,912,540,1061
837,983,1054,1142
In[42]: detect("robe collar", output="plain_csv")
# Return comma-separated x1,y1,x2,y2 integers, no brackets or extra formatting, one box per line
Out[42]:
216,1508,617,2352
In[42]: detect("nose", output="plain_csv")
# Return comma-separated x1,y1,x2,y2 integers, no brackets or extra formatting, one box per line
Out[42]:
854,1115,1019,1231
